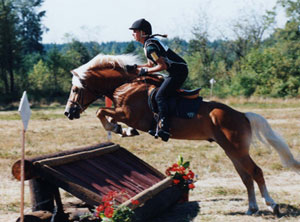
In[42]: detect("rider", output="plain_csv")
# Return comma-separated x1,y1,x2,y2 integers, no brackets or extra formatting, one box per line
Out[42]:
129,18,188,142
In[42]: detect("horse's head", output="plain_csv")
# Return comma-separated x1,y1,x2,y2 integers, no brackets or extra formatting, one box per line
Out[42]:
64,77,98,120
64,54,140,120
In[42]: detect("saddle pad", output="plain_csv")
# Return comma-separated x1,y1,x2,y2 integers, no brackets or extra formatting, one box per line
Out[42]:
169,97,203,119
148,89,203,119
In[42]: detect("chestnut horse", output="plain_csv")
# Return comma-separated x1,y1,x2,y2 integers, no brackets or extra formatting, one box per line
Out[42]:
64,54,300,215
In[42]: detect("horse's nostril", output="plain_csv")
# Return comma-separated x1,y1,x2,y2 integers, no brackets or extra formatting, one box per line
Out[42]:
64,111,74,120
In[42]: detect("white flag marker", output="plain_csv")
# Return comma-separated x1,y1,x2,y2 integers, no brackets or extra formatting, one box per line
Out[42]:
18,91,31,222
18,91,31,131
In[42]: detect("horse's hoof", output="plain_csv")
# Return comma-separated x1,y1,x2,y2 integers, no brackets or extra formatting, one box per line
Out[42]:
245,208,259,215
273,204,281,217
148,129,156,137
130,128,139,136
113,124,122,134
158,130,170,142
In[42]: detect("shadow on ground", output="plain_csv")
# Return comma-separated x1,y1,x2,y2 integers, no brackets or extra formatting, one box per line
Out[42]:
225,203,300,220
149,201,200,222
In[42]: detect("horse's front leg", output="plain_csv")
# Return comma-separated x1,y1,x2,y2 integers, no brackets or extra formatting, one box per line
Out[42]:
96,107,139,137
107,116,139,137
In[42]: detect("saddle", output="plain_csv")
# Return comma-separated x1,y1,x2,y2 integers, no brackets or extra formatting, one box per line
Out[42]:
148,87,203,119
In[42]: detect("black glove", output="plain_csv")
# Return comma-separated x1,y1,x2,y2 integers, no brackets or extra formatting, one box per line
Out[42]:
138,68,148,76
125,64,137,72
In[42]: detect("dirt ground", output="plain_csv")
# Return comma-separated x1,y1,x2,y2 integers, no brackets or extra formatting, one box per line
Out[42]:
1,171,299,222
1,99,300,222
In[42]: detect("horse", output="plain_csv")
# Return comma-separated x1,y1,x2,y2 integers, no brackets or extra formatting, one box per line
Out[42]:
64,54,300,216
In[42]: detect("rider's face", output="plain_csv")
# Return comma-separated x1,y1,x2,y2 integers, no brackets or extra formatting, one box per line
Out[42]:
132,30,144,43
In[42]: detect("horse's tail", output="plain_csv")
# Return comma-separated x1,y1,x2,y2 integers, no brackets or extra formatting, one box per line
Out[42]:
245,112,300,173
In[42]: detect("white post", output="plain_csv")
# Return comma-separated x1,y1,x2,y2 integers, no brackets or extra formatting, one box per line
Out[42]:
20,129,25,222
105,97,113,141
209,78,216,98
107,131,112,141
18,91,31,222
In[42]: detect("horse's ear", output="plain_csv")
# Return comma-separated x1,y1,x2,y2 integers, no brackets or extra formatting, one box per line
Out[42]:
71,70,79,77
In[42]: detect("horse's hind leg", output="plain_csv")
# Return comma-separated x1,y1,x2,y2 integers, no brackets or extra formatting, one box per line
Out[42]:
235,155,278,214
215,129,261,214
230,159,259,215
216,132,277,215
258,182,279,215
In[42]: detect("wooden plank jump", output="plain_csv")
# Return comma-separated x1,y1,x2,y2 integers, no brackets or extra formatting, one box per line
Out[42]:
12,142,184,222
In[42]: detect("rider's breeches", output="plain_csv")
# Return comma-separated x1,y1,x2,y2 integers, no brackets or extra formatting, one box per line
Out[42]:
155,65,188,119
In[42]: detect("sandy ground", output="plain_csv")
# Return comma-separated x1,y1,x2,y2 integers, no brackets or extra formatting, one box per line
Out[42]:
1,170,299,222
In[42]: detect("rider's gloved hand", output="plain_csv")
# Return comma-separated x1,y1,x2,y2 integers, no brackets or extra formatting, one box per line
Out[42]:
125,64,137,72
138,68,148,76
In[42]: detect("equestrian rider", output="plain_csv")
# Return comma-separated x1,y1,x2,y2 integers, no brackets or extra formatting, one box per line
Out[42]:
129,18,188,142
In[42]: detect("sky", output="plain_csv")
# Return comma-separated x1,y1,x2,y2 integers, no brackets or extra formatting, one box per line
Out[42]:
40,0,286,44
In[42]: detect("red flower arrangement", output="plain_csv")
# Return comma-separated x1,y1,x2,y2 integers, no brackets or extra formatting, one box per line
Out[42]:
165,155,196,191
86,190,140,222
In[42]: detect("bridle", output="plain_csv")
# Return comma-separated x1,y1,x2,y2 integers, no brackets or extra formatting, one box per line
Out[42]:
68,87,86,112
68,72,104,112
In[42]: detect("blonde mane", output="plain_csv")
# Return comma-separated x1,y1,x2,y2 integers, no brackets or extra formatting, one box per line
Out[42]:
72,54,141,88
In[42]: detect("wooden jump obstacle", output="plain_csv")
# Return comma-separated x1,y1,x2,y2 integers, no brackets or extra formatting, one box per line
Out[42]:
12,142,185,222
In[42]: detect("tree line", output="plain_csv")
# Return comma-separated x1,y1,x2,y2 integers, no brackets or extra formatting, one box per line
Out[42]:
0,0,299,106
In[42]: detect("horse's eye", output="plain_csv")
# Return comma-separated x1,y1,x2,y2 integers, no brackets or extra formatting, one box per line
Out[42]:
73,88,78,93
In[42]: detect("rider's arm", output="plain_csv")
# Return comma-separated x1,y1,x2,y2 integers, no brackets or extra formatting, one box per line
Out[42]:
147,57,167,73
137,60,153,68
137,45,167,73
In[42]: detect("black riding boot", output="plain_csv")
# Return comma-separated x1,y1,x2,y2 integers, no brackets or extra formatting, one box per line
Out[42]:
157,117,170,142
148,118,159,138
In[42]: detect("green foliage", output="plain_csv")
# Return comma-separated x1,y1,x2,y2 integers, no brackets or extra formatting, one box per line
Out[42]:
2,0,300,104
230,71,258,97
28,60,51,97
16,0,46,54
27,46,74,101
113,206,134,222
0,0,20,95
278,0,300,22
0,0,45,102
124,41,136,54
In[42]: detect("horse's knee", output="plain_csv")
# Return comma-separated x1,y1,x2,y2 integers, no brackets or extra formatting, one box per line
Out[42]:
96,108,103,118
107,116,116,124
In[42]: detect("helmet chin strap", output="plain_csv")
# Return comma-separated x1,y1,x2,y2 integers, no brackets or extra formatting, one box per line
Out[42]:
140,30,149,38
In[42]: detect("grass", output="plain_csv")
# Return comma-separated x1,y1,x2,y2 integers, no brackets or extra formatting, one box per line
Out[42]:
210,186,243,196
221,97,300,109
1,98,300,221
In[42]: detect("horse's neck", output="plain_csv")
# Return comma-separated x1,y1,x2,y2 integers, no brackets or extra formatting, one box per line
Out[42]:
102,74,162,103
90,68,133,96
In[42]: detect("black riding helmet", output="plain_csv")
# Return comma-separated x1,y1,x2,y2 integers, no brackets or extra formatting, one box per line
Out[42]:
129,18,152,35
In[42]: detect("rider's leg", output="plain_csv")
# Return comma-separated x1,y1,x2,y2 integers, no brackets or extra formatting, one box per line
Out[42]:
153,65,188,141
155,77,178,141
